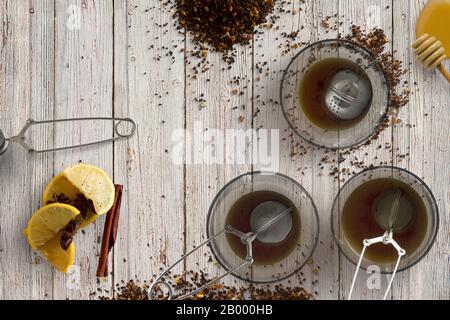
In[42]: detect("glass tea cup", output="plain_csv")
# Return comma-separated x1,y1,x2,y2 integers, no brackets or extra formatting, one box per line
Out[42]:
207,171,320,283
331,166,439,273
281,39,390,149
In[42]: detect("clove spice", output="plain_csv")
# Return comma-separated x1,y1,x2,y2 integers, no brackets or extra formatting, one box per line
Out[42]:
60,220,79,251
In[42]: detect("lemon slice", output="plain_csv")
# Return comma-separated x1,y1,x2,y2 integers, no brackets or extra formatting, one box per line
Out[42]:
43,174,98,228
63,164,114,215
24,203,79,250
43,164,115,228
40,232,75,273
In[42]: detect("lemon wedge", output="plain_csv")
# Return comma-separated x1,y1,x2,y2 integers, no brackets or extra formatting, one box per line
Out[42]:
24,203,79,250
24,203,78,273
40,231,75,273
43,164,115,228
63,164,115,215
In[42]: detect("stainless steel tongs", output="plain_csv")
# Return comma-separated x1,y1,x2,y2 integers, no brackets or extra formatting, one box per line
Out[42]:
348,229,406,300
148,207,294,300
348,190,407,300
0,117,136,156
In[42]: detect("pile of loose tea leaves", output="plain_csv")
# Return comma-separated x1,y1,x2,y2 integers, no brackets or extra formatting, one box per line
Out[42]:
97,271,314,300
175,0,277,52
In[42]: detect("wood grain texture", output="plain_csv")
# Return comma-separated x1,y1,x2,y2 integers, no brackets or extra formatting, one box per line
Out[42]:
52,0,114,299
337,0,394,300
392,0,450,300
0,0,448,300
182,6,255,294
252,0,340,299
112,0,186,294
29,0,56,300
0,0,32,300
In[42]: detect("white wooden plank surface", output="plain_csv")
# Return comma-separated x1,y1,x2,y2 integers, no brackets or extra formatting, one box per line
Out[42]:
112,0,186,294
29,0,56,300
52,0,114,299
183,30,254,291
338,0,395,300
0,0,448,300
0,0,32,300
392,0,450,300
253,0,340,299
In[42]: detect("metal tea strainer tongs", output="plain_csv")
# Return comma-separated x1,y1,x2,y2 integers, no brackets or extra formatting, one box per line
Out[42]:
148,204,294,300
348,189,413,300
0,117,136,156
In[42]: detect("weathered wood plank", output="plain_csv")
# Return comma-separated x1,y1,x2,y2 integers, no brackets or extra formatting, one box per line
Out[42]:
338,0,394,300
52,0,114,299
111,0,129,297
253,0,340,299
392,0,450,300
183,17,254,291
0,0,32,300
29,0,56,300
112,0,186,296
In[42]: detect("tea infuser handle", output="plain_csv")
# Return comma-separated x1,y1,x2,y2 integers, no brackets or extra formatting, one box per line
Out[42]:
8,117,136,153
348,230,406,300
148,226,251,300
148,207,294,300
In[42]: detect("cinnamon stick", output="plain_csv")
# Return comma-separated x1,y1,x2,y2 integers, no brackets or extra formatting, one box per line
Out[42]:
96,184,123,277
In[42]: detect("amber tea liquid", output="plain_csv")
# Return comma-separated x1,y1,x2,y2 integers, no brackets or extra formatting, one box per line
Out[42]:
299,57,369,130
225,191,301,265
342,178,428,264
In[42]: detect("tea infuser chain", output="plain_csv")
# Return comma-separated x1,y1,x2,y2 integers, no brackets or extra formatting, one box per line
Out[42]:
348,229,406,300
0,117,136,155
148,207,294,300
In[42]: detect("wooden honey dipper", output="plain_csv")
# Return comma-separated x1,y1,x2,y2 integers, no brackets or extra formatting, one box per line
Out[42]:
412,34,450,83
412,0,450,83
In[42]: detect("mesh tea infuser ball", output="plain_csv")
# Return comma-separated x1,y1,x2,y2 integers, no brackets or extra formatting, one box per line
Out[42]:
250,201,293,244
372,190,417,233
323,69,373,121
